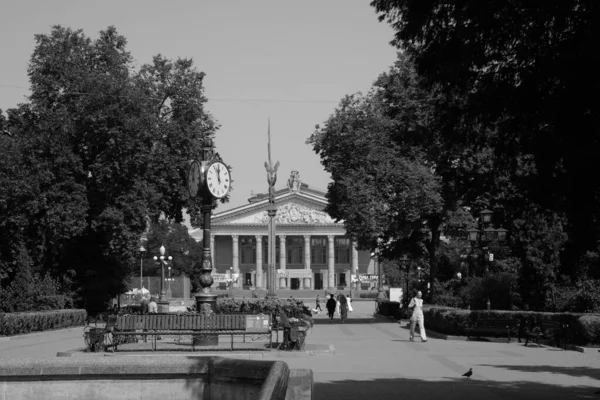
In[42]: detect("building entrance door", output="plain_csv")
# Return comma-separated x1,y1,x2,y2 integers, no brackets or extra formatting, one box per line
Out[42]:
290,278,300,290
338,273,347,288
314,273,323,290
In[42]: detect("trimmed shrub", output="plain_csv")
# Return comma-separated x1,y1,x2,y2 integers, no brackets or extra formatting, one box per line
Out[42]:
423,307,600,346
0,309,87,336
376,300,401,317
215,298,307,318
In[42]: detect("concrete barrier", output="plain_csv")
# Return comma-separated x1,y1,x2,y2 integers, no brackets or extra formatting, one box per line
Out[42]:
0,356,309,399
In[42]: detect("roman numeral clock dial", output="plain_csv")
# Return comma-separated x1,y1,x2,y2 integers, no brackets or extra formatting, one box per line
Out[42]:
206,161,230,199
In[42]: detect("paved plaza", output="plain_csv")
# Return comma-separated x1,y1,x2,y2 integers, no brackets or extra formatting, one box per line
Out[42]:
1,301,600,399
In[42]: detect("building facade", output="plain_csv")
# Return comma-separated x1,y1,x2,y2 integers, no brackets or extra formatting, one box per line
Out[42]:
190,172,374,290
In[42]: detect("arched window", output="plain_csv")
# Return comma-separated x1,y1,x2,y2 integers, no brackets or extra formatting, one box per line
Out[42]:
286,237,303,265
335,237,350,264
311,237,327,264
240,236,256,264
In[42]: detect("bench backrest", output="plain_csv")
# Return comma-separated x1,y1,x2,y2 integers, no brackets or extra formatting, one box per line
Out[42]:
114,314,272,332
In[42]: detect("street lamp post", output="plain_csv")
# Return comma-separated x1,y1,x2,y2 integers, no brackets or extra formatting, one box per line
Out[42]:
467,209,509,311
153,245,172,313
139,245,146,292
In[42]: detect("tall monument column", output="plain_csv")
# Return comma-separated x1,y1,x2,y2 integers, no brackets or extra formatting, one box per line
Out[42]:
352,240,359,289
279,235,286,288
264,117,280,298
327,235,335,289
255,235,263,289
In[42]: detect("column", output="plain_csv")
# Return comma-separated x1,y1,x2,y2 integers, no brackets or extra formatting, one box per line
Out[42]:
327,235,335,289
210,235,215,268
231,235,239,288
304,235,312,290
304,235,311,270
255,235,263,289
279,235,286,288
351,240,359,289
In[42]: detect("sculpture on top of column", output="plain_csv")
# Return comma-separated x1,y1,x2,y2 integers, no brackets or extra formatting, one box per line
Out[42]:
264,118,280,205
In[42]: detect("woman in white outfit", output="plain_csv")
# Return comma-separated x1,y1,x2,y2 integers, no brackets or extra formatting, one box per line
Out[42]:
408,291,427,342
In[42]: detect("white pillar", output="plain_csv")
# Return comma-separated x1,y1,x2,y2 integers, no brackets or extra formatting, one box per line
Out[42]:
255,235,263,289
304,235,311,270
328,235,335,289
210,235,215,268
352,240,359,289
231,235,239,288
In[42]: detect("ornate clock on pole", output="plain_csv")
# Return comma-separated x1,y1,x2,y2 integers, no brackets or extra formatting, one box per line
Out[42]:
187,138,231,345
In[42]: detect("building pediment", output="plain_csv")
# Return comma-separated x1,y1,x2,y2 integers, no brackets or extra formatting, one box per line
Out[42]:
224,202,336,225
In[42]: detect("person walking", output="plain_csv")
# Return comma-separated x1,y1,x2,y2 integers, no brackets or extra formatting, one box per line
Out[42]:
315,295,323,313
326,294,337,321
408,291,427,342
347,293,353,313
338,294,349,323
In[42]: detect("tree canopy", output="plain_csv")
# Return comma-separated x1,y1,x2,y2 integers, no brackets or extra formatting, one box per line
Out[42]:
0,26,218,311
371,0,600,266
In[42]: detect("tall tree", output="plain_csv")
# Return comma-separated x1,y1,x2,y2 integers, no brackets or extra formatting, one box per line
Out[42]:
2,26,218,311
308,53,507,301
371,0,600,272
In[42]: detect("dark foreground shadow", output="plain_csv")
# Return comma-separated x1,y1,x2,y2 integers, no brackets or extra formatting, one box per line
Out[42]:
315,377,600,400
480,364,600,381
312,317,396,325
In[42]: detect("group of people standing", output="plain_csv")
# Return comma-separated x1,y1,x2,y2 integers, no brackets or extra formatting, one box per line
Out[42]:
315,293,352,323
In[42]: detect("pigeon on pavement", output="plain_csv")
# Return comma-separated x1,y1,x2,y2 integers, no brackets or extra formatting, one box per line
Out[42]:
462,368,473,378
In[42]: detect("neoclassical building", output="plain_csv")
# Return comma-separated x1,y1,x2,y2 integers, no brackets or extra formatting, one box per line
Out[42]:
190,172,374,290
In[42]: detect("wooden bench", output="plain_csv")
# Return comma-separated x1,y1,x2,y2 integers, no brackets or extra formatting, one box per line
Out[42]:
466,319,520,343
523,320,569,350
110,314,272,351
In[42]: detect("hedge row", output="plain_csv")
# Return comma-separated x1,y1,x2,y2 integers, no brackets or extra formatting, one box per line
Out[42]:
425,307,600,346
215,298,308,318
376,301,600,346
0,309,87,336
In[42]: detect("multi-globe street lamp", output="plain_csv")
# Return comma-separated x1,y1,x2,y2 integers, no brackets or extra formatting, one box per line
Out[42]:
465,209,509,310
153,245,172,312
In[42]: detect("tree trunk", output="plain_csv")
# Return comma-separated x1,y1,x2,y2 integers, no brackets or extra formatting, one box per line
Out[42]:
427,218,442,304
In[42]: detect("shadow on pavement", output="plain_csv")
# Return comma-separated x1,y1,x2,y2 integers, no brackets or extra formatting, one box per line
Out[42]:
312,318,396,325
314,376,600,400
480,364,600,380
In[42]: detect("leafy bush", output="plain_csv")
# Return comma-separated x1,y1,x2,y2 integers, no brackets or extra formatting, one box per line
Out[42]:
0,268,74,313
0,309,87,336
376,300,401,317
215,298,308,318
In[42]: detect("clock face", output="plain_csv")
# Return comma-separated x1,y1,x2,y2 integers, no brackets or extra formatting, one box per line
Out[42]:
187,161,202,198
206,161,230,199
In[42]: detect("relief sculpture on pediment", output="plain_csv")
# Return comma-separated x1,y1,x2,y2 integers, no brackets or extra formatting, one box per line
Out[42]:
252,203,334,224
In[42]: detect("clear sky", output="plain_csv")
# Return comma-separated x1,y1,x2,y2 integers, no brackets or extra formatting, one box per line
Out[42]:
0,0,398,212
